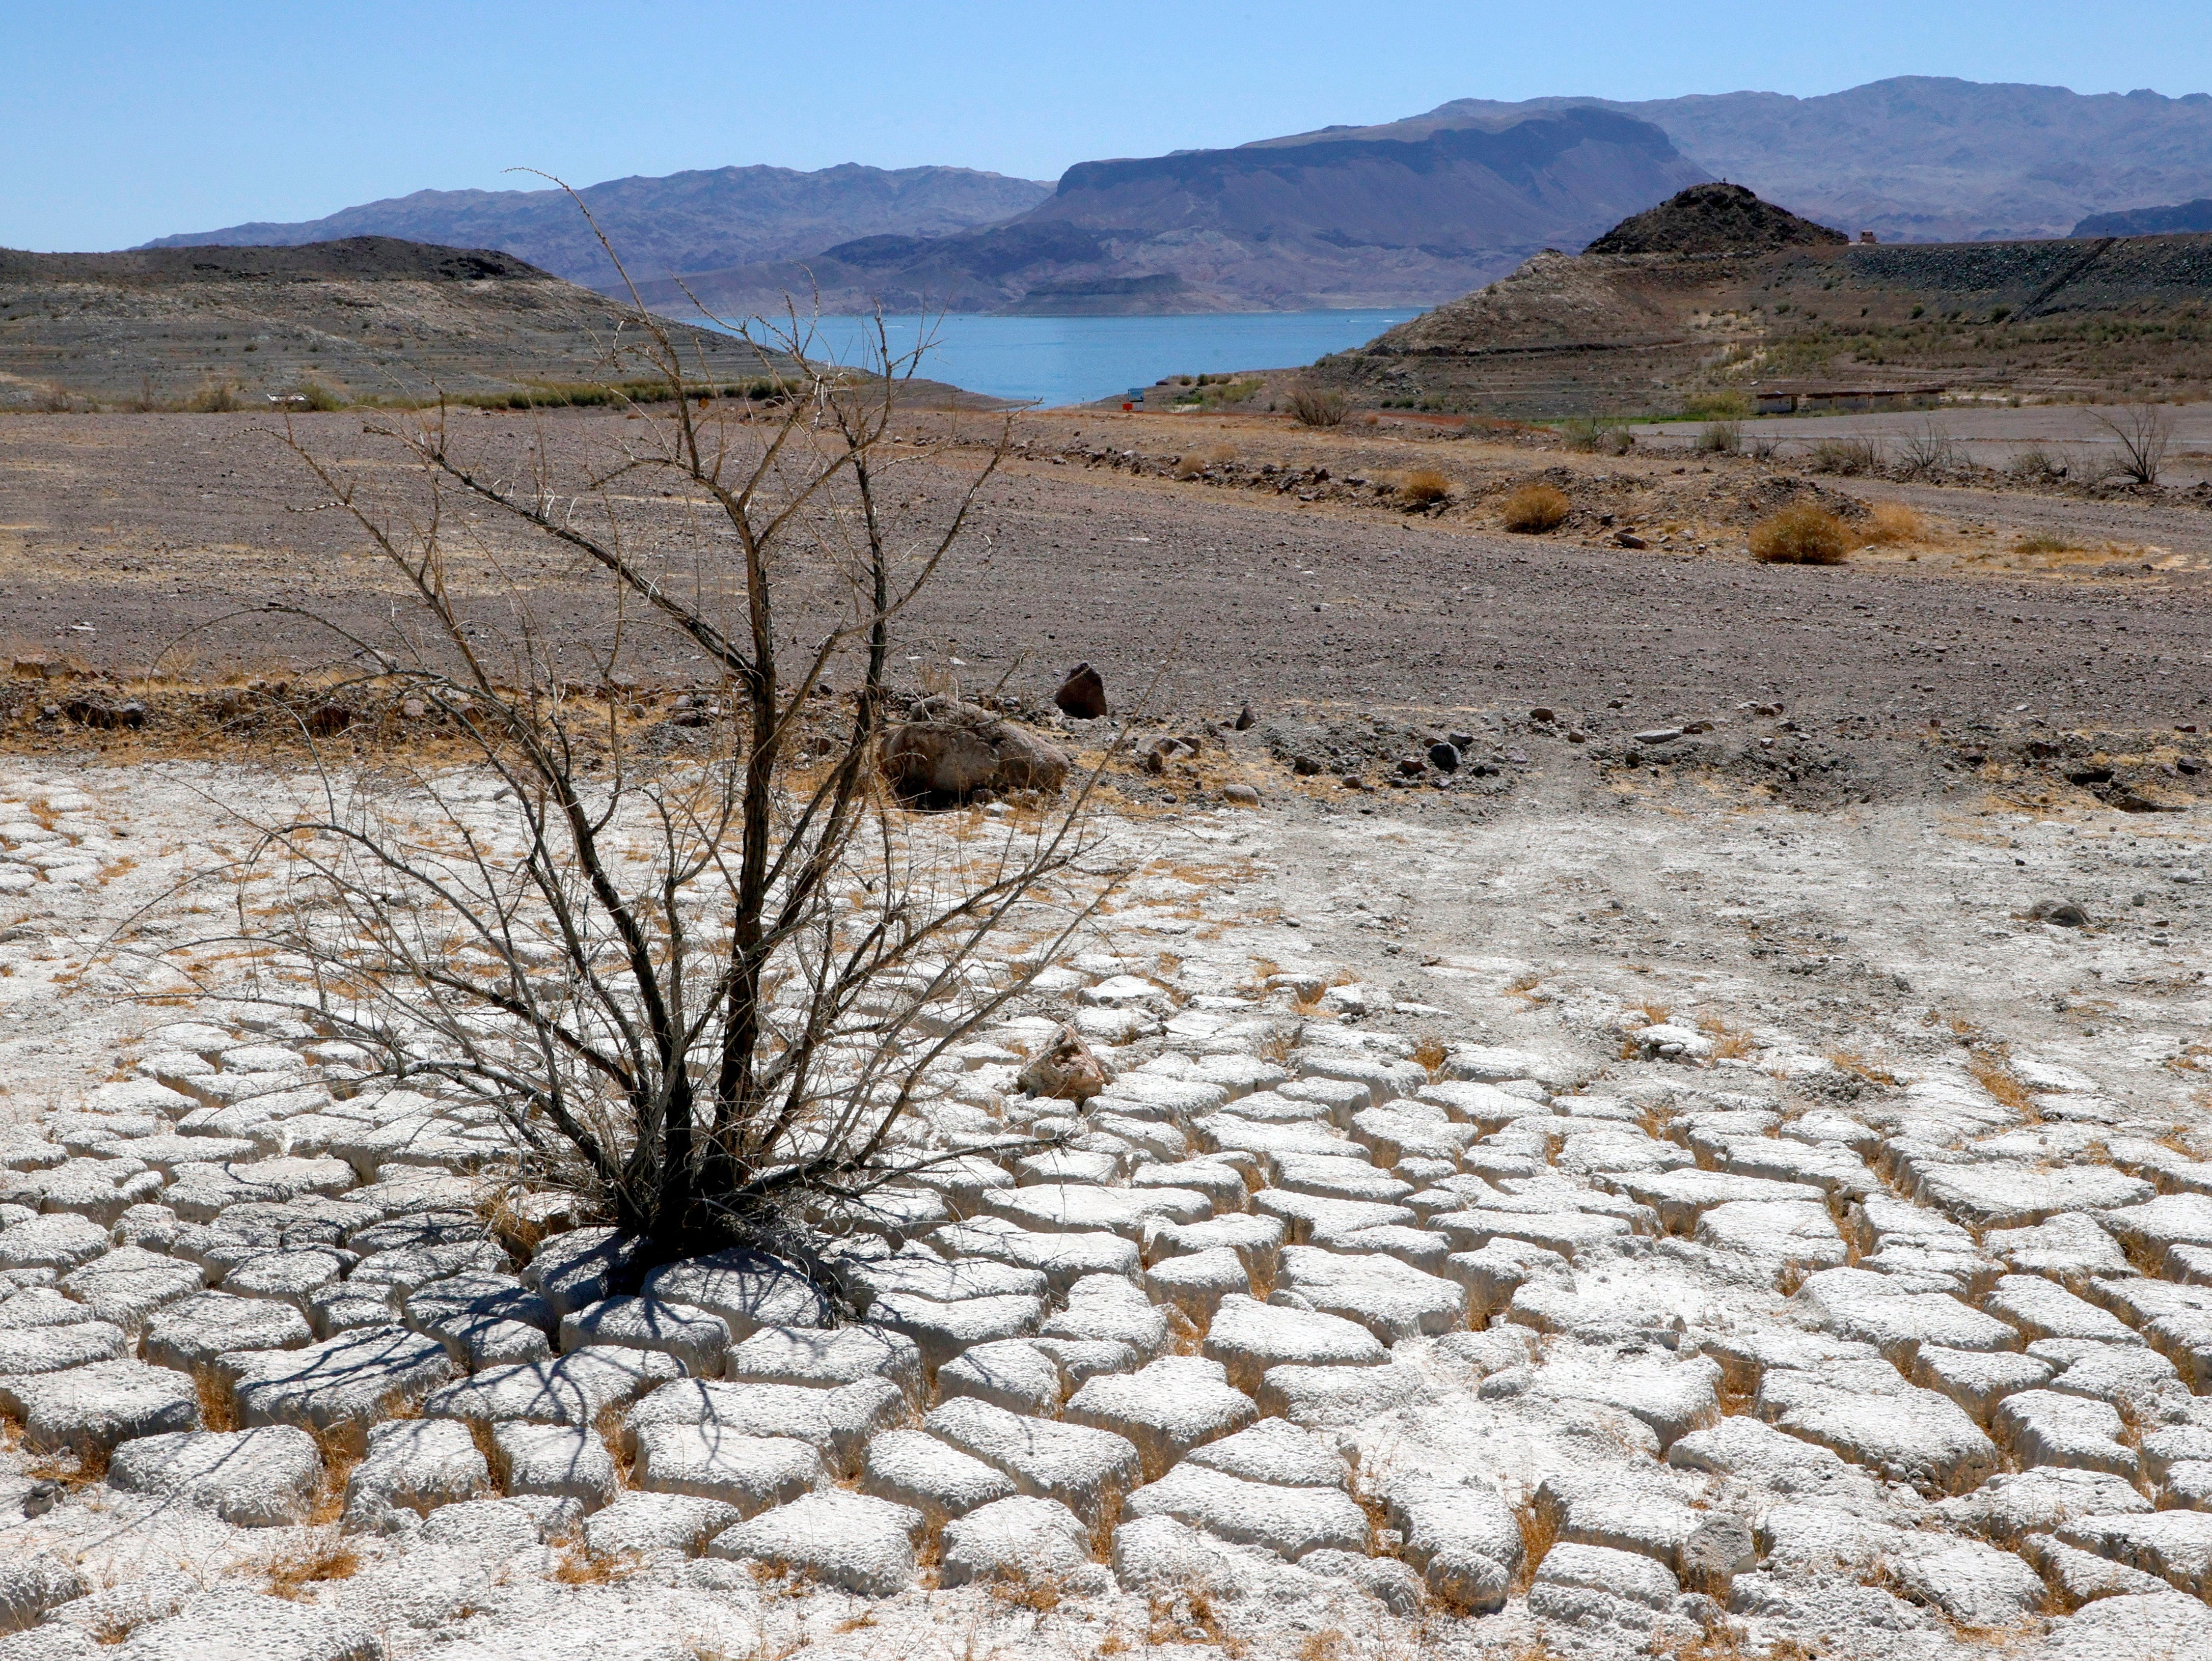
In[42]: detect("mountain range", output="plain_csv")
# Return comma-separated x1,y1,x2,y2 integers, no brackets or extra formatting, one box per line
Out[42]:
141,77,2212,315
141,164,1053,292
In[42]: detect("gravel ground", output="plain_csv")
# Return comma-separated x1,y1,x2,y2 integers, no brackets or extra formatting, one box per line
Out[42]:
3,411,2209,749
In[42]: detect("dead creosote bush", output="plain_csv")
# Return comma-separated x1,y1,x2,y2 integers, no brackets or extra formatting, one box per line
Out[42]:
1862,502,1925,546
1399,467,1451,506
147,188,1118,1264
1893,421,1959,478
1750,503,1849,565
2007,445,2067,482
2090,401,2173,485
265,1532,361,1599
1807,435,1881,476
1696,421,1742,454
1288,383,1350,428
1500,483,1569,533
1560,417,1632,455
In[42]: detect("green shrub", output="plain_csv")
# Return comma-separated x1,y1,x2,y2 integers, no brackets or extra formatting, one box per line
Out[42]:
1684,390,1752,422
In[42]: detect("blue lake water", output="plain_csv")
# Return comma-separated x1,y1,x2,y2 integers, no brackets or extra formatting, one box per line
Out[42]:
731,310,1417,408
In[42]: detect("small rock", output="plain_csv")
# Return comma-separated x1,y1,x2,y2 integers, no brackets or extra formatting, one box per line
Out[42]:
1221,783,1261,807
1055,663,1108,720
1234,703,1255,731
1634,727,1685,744
1018,1025,1109,1104
2030,899,2089,927
1427,742,1461,772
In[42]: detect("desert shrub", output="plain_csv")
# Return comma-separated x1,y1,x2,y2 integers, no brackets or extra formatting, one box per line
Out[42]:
1750,502,1849,564
2015,530,2083,555
294,380,345,411
1561,417,1632,455
1684,390,1752,421
1863,502,1925,545
2007,445,2066,480
1500,482,1568,532
1894,420,1957,478
1807,435,1881,476
190,382,242,414
1288,383,1349,428
1697,421,1742,454
162,243,1104,1257
2091,402,2173,485
1400,467,1451,506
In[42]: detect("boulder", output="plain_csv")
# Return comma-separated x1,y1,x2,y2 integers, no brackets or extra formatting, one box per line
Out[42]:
881,697,1069,801
1017,1025,1109,1104
1054,663,1108,720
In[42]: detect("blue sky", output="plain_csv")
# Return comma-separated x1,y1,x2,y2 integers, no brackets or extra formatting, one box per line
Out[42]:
8,1,2212,251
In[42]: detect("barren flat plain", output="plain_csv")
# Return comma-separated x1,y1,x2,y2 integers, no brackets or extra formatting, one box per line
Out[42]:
0,401,2208,1658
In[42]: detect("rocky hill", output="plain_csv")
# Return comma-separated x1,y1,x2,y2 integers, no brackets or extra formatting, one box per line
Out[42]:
1296,78,2212,246
139,164,1054,291
0,239,940,411
639,107,1707,317
1310,187,2212,417
2075,198,2212,237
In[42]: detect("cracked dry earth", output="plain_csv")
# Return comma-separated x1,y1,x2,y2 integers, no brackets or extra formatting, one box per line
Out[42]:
0,759,2208,1660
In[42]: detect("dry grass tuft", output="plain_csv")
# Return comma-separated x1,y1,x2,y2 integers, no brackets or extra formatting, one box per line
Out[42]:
1400,467,1451,506
1510,1495,1559,1593
193,1368,238,1434
2015,530,2083,556
595,1400,637,1489
26,1440,109,1493
1750,503,1849,565
1636,1001,1672,1027
551,1543,637,1585
1969,1047,2036,1118
1500,483,1569,533
1412,1037,1449,1081
1698,1013,1754,1060
1827,1049,1899,1088
987,1567,1066,1615
306,1421,361,1526
1863,502,1926,545
265,1532,360,1599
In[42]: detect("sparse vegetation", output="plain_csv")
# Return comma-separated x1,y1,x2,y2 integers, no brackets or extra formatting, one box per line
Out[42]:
1807,435,1881,476
1560,417,1633,455
1289,382,1350,428
1894,420,1958,478
1750,502,1849,565
1696,421,1741,454
1863,502,1926,545
2014,529,2082,555
1400,467,1451,506
1684,390,1752,421
2007,445,2067,481
1500,482,1568,532
265,1533,361,1599
171,246,1110,1257
2090,400,2173,484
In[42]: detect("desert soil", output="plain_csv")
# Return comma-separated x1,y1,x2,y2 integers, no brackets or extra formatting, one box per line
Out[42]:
0,401,2206,1656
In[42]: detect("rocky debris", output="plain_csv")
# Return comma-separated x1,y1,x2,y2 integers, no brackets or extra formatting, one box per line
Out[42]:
880,696,1070,802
